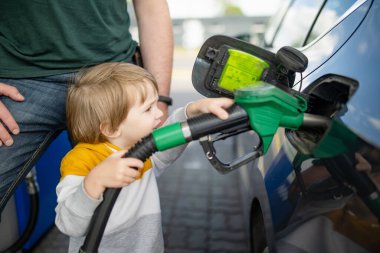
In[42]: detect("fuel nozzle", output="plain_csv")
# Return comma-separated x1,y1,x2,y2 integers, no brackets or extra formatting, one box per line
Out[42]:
196,83,329,174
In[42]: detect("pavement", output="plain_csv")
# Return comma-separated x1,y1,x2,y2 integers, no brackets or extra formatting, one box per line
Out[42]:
159,141,250,253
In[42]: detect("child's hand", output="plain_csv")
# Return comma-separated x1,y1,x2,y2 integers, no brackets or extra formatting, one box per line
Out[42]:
83,150,144,199
186,97,234,120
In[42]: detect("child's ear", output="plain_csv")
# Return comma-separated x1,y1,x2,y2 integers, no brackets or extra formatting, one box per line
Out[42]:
100,122,121,138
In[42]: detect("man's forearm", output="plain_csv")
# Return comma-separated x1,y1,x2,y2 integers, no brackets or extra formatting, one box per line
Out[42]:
133,0,174,97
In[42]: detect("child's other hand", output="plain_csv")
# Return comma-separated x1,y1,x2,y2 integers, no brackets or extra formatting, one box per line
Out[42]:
186,97,234,120
84,150,144,199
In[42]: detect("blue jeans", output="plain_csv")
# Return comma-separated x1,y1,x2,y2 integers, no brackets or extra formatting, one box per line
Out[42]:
0,74,72,215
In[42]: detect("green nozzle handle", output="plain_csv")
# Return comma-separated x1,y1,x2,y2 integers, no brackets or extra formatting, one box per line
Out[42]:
235,83,307,153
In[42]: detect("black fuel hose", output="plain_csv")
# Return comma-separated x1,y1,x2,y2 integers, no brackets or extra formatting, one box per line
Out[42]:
80,105,249,252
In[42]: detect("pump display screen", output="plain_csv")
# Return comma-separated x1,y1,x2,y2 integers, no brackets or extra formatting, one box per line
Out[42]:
217,49,269,93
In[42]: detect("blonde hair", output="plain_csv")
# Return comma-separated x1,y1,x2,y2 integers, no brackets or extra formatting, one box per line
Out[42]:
67,62,158,144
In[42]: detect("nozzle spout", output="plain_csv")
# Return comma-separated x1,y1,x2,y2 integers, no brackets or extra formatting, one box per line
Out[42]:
301,113,330,129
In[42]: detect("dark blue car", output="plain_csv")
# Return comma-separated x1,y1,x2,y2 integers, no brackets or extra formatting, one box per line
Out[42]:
232,0,380,252
236,0,380,253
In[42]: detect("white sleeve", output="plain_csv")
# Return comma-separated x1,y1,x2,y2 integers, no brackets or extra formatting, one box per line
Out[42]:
55,175,103,237
152,106,189,177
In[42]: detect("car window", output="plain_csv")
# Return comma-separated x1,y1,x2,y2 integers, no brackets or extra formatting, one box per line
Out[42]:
263,0,293,47
305,0,358,44
271,0,325,50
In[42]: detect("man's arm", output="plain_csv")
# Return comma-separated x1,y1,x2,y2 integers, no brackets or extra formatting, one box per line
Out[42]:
132,0,174,123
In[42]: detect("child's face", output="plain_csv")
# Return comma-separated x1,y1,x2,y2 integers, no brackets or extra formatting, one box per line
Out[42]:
116,82,163,148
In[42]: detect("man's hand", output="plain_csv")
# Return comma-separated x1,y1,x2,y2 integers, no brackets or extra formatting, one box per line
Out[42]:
0,82,25,146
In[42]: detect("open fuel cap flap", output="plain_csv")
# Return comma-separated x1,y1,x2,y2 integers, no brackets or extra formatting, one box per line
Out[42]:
192,35,308,98
192,35,277,98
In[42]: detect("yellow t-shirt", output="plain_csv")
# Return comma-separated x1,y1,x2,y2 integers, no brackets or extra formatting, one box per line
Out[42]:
60,142,152,180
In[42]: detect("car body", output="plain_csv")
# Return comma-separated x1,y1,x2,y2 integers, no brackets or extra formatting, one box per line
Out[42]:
232,0,380,252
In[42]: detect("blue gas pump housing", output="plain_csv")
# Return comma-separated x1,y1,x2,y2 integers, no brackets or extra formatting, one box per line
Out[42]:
14,131,71,251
